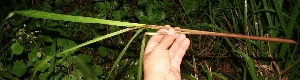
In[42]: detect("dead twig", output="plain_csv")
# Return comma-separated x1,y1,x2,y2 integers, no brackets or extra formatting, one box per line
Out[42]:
143,25,298,44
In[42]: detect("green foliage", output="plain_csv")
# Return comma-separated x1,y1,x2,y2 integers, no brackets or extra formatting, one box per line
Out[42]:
93,65,103,76
56,38,77,57
97,46,110,57
0,0,299,80
11,60,27,77
234,50,257,79
10,42,24,55
134,2,166,24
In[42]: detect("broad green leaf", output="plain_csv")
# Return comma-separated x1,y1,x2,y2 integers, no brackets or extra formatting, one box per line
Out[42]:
112,10,122,21
67,56,77,64
93,65,103,76
40,35,52,42
112,1,119,8
98,46,109,57
57,38,77,57
34,59,51,72
77,54,93,63
134,9,146,21
14,10,145,27
94,2,110,18
42,46,53,56
155,11,166,22
42,1,52,12
28,48,39,65
11,42,24,55
11,60,27,77
73,69,84,79
39,72,50,80
109,26,121,33
75,56,97,80
150,11,166,24
55,59,64,65
62,74,77,80
146,4,153,17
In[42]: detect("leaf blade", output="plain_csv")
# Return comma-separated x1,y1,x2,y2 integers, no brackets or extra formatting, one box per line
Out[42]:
11,42,24,55
32,27,139,79
106,29,143,80
14,10,145,27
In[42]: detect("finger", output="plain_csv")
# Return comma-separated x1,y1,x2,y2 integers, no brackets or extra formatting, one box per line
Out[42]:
171,38,190,69
155,25,176,50
144,29,168,54
169,34,186,57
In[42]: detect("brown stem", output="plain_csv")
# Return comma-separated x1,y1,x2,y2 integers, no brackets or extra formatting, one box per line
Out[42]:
143,25,298,44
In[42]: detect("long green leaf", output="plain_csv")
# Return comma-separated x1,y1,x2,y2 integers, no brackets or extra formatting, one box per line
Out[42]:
234,50,257,80
106,29,143,80
14,10,145,27
200,64,212,80
286,0,300,38
138,34,146,80
32,27,139,79
0,12,15,27
273,0,286,35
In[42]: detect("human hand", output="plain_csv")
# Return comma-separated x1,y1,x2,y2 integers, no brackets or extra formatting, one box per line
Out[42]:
143,25,190,80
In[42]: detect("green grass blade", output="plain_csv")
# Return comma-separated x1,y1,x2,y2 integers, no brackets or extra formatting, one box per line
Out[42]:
179,0,193,25
1,12,15,27
14,10,145,27
279,45,300,77
138,34,146,80
234,50,257,80
211,72,228,80
181,73,197,80
200,64,212,80
262,0,274,37
273,0,286,35
243,67,246,80
106,29,143,80
243,0,248,34
32,27,139,79
286,0,300,38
